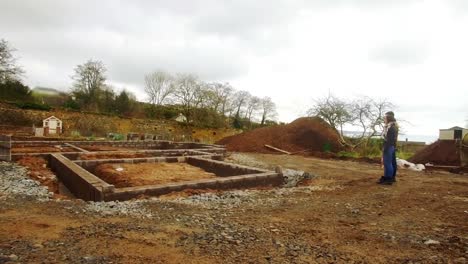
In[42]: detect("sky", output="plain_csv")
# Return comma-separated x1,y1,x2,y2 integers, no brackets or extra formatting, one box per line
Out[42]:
1,0,467,142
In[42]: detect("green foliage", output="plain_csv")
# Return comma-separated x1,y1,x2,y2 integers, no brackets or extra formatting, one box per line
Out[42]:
14,102,51,111
191,108,225,128
232,114,243,129
397,151,414,160
70,130,81,138
115,90,133,116
63,97,81,110
0,80,33,102
337,151,360,158
99,89,115,113
145,104,180,119
323,142,332,152
355,138,384,158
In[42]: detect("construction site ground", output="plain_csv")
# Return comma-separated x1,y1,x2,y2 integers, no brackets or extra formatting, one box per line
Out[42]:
1,153,467,263
93,163,218,188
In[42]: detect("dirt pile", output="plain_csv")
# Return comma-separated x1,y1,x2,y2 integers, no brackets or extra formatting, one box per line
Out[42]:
16,156,59,193
216,117,343,154
408,140,460,166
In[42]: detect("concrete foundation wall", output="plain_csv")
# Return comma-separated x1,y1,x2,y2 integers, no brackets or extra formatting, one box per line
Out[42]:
104,172,282,201
186,157,269,176
11,139,281,202
11,148,225,161
12,140,216,150
49,154,114,201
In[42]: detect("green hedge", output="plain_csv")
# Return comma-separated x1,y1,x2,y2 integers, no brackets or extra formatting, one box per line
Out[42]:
15,102,52,111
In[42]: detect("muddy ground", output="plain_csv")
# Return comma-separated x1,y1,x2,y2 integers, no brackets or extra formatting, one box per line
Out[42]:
0,153,467,263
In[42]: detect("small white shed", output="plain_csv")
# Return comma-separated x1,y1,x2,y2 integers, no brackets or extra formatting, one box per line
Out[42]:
439,126,468,140
43,116,62,135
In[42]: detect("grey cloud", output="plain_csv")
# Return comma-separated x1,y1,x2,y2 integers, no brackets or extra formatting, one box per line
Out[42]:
369,43,428,66
0,0,452,92
0,0,253,90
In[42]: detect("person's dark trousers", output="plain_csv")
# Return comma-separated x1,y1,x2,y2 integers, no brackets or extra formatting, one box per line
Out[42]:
383,146,395,180
392,148,397,179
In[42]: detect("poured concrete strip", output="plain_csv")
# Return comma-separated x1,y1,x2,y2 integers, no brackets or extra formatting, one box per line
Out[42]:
64,143,90,153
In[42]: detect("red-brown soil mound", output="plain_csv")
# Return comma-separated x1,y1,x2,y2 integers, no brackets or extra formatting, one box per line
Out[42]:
408,140,461,166
216,117,343,153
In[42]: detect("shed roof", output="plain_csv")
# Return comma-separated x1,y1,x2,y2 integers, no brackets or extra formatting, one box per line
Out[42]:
43,116,61,121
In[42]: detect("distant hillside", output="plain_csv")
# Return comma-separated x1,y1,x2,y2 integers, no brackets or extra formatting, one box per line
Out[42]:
32,87,65,96
0,105,240,143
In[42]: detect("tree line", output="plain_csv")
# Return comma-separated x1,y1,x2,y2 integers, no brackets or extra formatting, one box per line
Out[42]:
143,70,277,127
0,39,277,129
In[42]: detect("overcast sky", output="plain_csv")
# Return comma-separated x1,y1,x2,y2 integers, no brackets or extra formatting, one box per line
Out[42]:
1,0,467,140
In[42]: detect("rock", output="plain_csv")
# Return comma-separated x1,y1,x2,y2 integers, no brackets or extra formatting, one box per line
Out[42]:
282,169,315,188
424,239,440,245
83,255,96,262
33,243,44,249
9,254,19,261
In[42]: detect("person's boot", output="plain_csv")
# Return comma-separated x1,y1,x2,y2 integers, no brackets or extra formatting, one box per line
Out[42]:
377,176,393,185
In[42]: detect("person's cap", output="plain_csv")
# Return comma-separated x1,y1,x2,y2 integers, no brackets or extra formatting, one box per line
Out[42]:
385,111,395,117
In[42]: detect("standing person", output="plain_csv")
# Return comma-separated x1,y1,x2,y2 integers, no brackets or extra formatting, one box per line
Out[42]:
386,111,399,179
378,111,398,185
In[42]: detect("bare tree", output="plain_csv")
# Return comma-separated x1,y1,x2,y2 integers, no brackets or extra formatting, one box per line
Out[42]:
245,96,261,123
144,71,174,105
232,90,251,118
205,82,233,115
260,97,277,125
0,39,24,83
173,73,203,123
72,59,107,110
307,94,354,142
366,98,395,137
308,93,394,148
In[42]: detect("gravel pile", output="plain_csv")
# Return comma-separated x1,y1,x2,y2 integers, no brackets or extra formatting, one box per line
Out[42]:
0,161,52,201
173,190,258,208
280,168,315,187
84,200,154,218
225,153,271,169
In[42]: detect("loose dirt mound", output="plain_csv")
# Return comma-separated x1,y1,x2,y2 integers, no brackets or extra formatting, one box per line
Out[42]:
408,140,460,166
217,117,343,153
16,156,59,193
